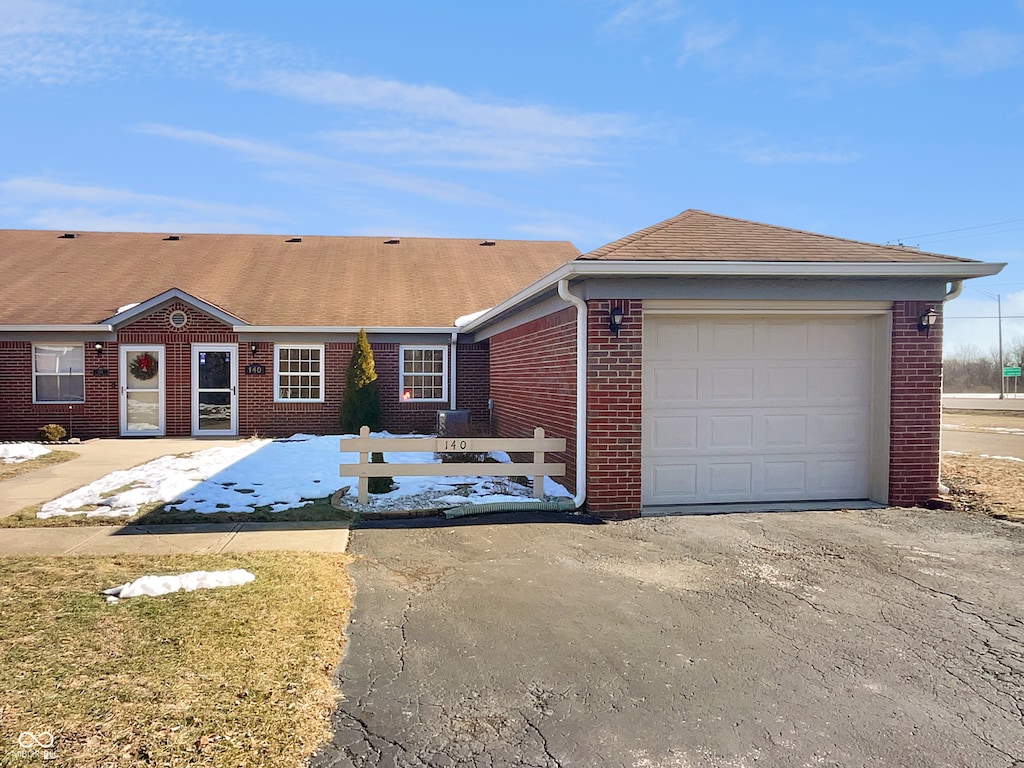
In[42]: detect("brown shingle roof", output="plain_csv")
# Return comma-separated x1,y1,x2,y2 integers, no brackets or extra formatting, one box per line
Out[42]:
580,209,979,264
0,231,579,326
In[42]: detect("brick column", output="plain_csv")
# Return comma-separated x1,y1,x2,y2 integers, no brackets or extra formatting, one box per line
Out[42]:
585,299,643,518
889,301,943,506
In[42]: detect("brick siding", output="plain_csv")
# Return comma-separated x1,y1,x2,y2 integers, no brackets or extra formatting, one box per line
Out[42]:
888,300,943,506
0,301,488,440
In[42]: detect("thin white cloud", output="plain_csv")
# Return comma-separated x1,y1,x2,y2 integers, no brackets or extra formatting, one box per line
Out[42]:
721,139,860,166
0,0,294,85
0,177,286,232
677,20,737,65
233,71,635,171
600,0,684,35
136,124,508,207
939,28,1024,75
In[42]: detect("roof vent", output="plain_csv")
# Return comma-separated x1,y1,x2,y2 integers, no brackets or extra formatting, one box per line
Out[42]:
384,238,400,245
479,240,496,246
58,233,77,239
163,235,181,241
286,237,303,243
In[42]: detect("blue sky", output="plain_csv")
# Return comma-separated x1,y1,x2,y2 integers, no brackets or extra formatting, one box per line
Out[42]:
1,0,1022,357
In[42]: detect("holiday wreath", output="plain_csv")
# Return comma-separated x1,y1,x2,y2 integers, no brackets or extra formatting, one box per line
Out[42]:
129,352,158,381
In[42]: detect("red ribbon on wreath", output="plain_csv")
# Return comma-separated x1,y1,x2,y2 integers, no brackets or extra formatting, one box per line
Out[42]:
129,352,158,381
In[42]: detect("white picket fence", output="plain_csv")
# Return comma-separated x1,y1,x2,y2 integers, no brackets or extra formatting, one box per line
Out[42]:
340,425,565,503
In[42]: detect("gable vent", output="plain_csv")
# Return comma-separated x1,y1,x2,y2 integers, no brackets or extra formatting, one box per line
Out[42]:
58,233,77,239
479,240,496,246
383,238,400,245
286,237,303,243
163,235,181,241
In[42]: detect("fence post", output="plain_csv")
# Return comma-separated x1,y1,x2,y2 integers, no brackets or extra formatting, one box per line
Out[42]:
533,427,544,499
358,425,370,504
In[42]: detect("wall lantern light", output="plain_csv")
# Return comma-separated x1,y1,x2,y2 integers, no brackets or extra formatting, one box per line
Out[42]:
250,342,259,356
609,306,625,336
93,342,103,354
918,306,939,334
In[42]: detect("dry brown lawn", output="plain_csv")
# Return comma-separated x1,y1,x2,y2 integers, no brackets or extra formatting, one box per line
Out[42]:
0,552,352,768
0,449,78,482
941,452,1024,522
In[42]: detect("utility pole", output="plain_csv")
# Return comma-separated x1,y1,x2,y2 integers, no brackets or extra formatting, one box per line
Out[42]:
976,289,1005,399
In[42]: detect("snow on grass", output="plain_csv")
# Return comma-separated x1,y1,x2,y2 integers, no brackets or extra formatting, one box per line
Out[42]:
38,433,571,519
104,569,256,603
979,454,1024,463
0,443,51,464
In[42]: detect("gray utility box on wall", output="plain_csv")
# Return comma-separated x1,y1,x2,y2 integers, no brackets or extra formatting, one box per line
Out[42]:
437,409,471,437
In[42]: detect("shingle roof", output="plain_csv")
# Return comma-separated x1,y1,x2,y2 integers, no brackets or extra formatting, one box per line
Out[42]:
0,231,579,326
579,209,979,264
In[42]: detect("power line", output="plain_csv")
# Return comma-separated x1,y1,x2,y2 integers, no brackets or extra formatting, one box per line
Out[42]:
887,216,1024,244
945,316,1024,320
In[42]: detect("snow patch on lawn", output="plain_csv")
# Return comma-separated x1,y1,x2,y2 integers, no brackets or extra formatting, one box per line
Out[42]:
0,443,51,464
38,433,571,519
104,569,255,602
979,454,1024,463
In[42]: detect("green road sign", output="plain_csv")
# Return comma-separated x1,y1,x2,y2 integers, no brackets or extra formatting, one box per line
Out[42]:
1003,366,1022,377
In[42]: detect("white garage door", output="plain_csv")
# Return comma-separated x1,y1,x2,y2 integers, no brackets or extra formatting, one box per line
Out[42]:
643,315,874,506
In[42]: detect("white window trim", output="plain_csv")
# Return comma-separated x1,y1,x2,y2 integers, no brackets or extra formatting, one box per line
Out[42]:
399,345,448,403
273,343,325,403
32,343,86,404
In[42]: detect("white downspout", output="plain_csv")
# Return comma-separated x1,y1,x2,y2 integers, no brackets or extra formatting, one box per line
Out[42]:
557,278,587,508
945,280,963,301
450,331,458,410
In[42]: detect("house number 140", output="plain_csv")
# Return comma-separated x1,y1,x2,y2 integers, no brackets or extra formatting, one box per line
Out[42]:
439,438,470,451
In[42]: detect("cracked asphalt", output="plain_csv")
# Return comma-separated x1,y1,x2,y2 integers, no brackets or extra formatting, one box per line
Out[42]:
309,508,1024,768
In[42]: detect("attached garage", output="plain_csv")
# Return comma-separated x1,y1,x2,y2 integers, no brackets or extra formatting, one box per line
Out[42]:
642,303,891,507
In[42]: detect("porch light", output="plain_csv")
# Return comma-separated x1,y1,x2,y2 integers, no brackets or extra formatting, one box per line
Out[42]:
609,306,625,336
250,342,259,356
918,306,938,334
93,342,103,354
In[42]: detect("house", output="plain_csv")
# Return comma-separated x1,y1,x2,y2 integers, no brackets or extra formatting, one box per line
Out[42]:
0,210,1003,517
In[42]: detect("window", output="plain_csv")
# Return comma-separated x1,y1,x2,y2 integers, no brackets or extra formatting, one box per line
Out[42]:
274,345,324,402
33,344,85,403
400,346,447,402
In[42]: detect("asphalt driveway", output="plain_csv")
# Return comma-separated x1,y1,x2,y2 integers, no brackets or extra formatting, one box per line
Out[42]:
310,508,1023,768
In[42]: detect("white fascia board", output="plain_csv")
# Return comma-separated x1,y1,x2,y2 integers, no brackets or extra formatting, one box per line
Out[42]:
460,259,1005,333
236,326,457,334
0,324,114,332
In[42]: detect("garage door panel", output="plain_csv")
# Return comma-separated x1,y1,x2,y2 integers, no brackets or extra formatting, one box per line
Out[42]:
764,461,808,494
764,414,808,447
643,314,874,506
650,319,699,358
709,415,754,448
650,415,697,450
708,463,753,496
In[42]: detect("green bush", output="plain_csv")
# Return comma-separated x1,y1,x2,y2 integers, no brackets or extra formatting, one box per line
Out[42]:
38,423,67,442
339,328,382,434
367,451,393,494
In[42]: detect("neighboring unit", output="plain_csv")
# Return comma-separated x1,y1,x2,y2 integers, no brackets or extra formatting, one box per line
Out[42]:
0,210,1003,517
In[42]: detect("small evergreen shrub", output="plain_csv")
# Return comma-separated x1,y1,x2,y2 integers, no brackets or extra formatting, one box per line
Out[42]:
38,423,67,442
339,329,383,434
368,451,393,494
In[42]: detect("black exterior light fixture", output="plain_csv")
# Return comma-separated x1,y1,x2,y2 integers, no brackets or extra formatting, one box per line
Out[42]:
250,342,259,356
918,306,939,335
609,306,625,336
93,342,103,354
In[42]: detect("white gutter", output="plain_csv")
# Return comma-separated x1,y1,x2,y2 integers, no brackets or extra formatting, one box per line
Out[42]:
0,325,114,332
235,325,457,334
945,280,964,301
557,278,587,509
461,260,1005,335
450,331,458,409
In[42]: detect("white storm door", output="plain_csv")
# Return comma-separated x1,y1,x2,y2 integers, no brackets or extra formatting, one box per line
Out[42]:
192,344,238,436
643,315,874,506
120,344,166,436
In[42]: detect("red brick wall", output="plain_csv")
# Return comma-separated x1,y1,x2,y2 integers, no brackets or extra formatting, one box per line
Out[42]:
0,302,488,439
585,299,643,518
489,307,578,495
889,300,943,506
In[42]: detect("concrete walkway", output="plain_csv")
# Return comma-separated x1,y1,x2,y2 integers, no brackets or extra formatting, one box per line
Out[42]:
0,438,350,555
1,521,349,556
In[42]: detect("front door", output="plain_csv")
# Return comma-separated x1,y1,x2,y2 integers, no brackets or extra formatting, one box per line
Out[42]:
120,345,165,436
192,344,238,436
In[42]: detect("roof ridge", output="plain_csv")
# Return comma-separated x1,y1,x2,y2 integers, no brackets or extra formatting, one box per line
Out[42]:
580,209,702,259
